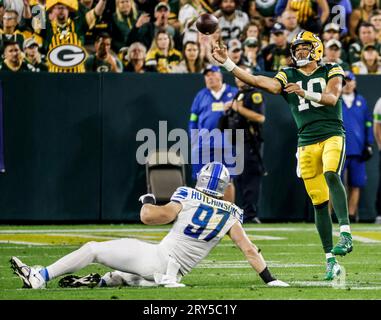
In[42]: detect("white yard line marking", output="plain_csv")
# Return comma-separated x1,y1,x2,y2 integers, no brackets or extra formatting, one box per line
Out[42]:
0,240,47,246
0,228,171,234
43,233,120,240
290,281,331,287
268,263,320,268
0,246,79,249
349,287,381,290
333,232,381,243
0,226,379,233
248,235,286,240
197,260,320,268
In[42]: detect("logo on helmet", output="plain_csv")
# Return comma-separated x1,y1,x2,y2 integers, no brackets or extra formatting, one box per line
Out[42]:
290,31,323,67
195,162,230,198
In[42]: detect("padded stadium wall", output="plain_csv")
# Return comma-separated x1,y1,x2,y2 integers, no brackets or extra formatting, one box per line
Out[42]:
0,73,378,222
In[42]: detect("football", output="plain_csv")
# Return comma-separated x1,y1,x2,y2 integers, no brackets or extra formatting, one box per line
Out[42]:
195,13,219,35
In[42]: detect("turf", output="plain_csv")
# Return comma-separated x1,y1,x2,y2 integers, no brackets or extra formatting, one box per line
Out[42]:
1,223,381,300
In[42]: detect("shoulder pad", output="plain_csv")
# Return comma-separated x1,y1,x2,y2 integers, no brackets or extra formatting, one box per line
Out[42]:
171,187,190,203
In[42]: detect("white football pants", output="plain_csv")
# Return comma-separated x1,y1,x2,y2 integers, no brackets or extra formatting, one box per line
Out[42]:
46,238,169,282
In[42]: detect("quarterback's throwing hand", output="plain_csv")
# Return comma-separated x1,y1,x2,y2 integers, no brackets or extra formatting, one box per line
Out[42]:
139,193,156,205
284,83,304,97
211,40,228,64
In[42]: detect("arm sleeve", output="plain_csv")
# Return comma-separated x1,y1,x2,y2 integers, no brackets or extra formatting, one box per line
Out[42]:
373,98,381,123
274,69,288,89
170,187,190,203
189,92,202,133
363,98,374,145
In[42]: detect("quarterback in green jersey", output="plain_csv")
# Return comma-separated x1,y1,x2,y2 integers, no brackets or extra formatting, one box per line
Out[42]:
212,31,352,281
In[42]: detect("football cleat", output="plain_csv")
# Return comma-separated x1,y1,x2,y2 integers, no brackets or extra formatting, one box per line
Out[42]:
331,232,353,256
324,258,341,281
10,256,46,289
58,273,101,288
267,280,290,287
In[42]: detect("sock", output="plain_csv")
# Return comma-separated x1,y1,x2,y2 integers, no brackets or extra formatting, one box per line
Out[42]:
259,267,276,283
325,253,334,260
98,279,107,287
39,268,50,281
340,225,351,234
324,171,350,226
314,201,333,253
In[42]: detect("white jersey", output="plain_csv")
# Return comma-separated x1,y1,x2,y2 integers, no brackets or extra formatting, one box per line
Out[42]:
218,10,249,43
158,187,243,275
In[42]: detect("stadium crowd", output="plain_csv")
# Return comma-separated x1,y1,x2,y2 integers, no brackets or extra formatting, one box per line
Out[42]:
0,0,380,73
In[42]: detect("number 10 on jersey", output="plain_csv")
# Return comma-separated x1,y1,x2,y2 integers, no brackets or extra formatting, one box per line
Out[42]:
296,78,326,111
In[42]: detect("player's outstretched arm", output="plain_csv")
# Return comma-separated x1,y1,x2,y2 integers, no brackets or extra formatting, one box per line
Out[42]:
140,197,182,225
228,222,289,287
211,41,282,95
228,222,267,273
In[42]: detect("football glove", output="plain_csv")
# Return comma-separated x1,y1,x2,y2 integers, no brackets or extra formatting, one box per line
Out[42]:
361,144,373,162
139,193,156,205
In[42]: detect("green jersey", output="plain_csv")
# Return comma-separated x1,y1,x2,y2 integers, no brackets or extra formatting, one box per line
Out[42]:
274,63,346,146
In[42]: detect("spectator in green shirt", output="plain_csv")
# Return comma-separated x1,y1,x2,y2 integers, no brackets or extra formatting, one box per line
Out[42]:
23,37,48,72
0,9,24,53
0,41,34,72
132,2,182,51
110,0,139,52
85,32,123,72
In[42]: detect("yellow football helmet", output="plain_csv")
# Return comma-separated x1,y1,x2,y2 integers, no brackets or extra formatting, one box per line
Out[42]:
290,31,324,67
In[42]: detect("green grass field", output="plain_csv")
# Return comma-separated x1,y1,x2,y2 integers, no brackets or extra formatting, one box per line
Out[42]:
1,223,381,300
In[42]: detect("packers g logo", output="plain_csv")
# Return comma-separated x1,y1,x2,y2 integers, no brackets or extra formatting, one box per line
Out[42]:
48,44,86,68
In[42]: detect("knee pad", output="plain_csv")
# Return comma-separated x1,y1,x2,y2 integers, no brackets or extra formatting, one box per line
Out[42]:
304,173,330,205
82,241,98,255
299,151,317,179
307,189,329,206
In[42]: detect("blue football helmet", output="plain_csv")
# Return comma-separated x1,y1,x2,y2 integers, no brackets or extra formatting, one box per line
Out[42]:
195,162,230,198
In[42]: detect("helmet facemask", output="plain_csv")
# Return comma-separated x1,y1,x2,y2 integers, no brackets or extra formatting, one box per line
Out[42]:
291,41,314,67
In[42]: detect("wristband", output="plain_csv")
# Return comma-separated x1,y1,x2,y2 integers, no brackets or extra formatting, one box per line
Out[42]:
222,57,237,72
303,90,322,103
